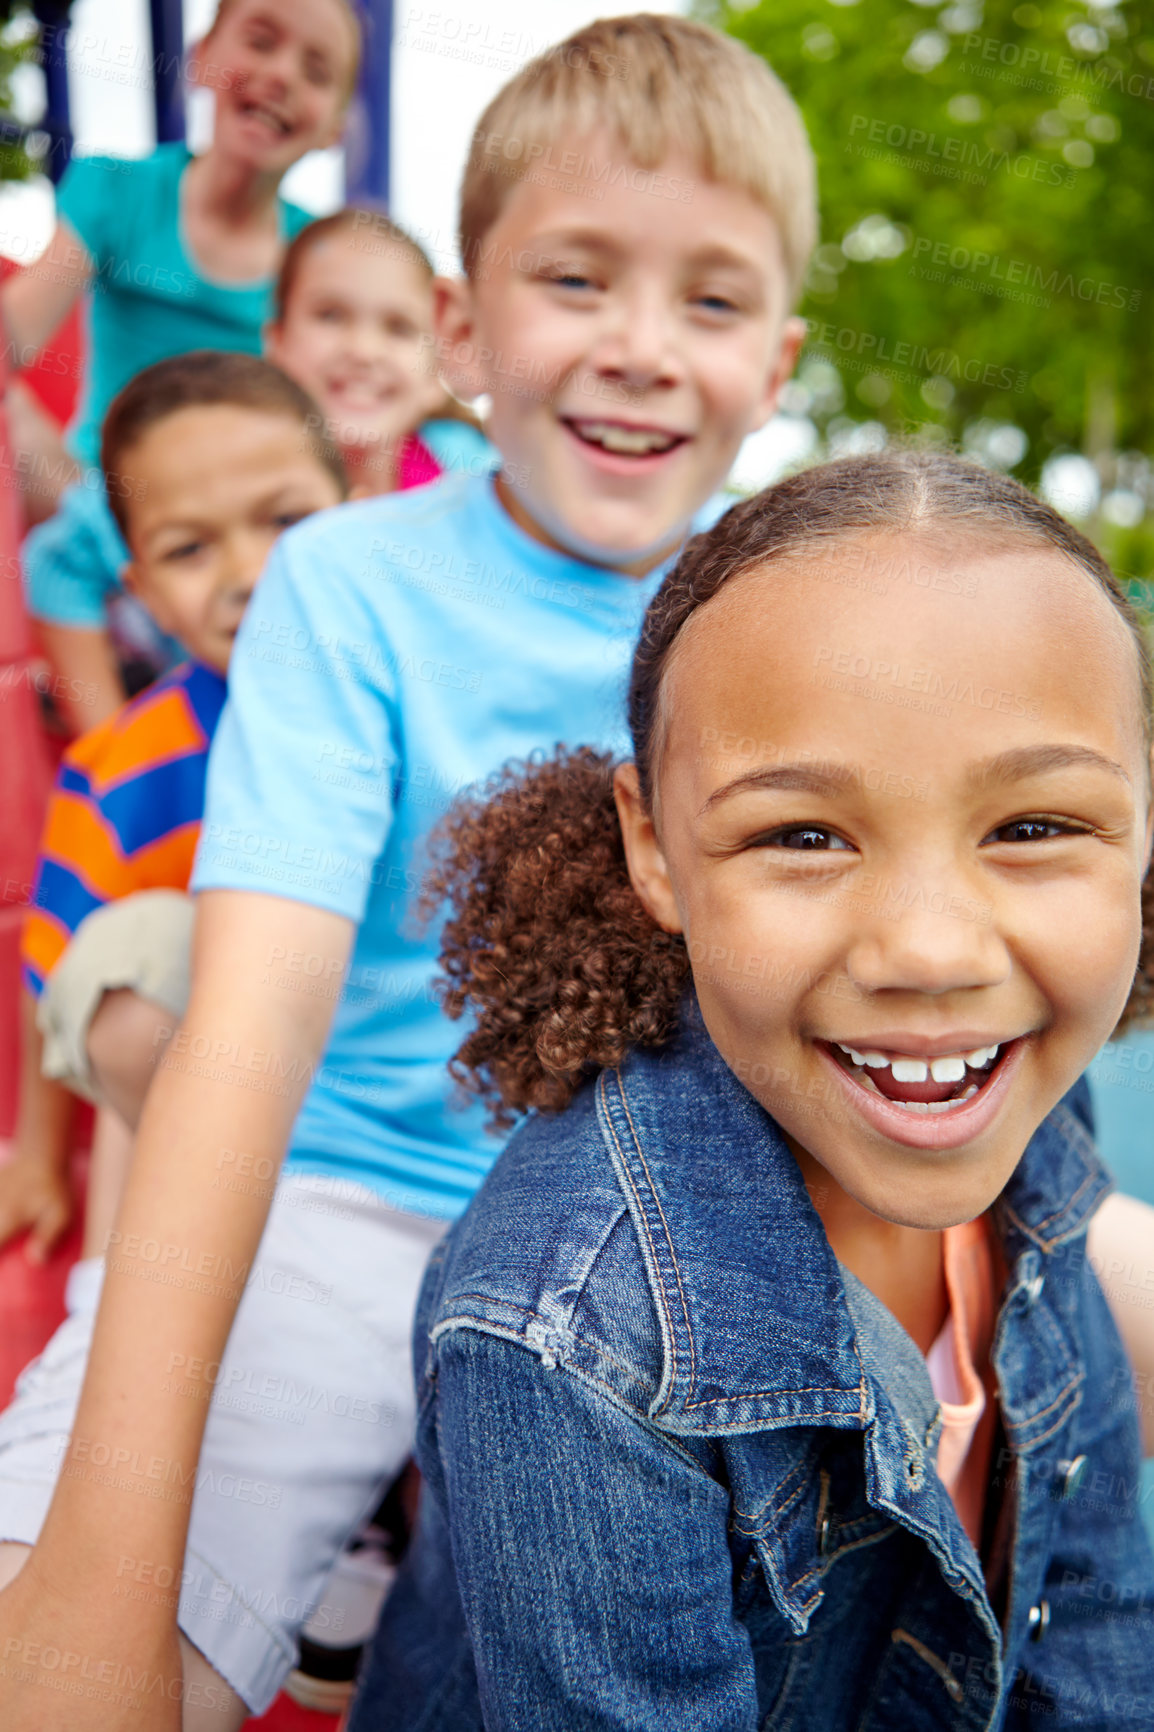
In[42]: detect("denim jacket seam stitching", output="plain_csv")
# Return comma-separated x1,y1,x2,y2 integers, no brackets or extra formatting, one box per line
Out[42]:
598,1073,678,1387
1003,1163,1102,1247
598,1070,688,1406
869,1502,988,1613
834,1510,889,1540
431,1310,636,1405
1010,1374,1083,1445
435,1319,720,1449
536,1202,633,1341
570,1335,656,1384
442,1293,539,1319
430,1314,541,1355
441,1292,644,1379
1025,1403,1080,1450
683,1388,862,1412
561,1330,656,1387
432,1312,527,1337
733,1453,813,1531
761,1552,825,1616
637,1424,716,1476
734,1495,808,1541
822,1523,900,1565
615,1071,699,1396
743,1532,824,1618
435,1301,654,1394
788,1563,824,1601
566,1359,651,1424
1051,1102,1099,1166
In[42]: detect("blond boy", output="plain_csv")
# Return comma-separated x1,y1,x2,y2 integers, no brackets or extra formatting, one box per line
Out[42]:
0,18,816,1731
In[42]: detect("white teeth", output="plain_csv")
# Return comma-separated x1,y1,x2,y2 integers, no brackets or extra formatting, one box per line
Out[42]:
574,421,678,455
891,1058,929,1084
895,1083,980,1115
243,102,289,135
834,1044,891,1068
836,1041,1000,1078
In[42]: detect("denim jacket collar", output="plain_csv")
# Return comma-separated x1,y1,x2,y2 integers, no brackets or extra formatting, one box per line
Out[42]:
596,994,1112,1441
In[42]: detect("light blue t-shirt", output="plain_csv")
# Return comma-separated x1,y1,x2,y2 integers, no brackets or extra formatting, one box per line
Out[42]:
56,142,312,468
22,419,495,631
192,473,698,1218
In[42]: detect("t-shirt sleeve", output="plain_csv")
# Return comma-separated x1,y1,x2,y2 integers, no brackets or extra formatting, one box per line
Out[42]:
23,479,128,628
192,525,400,924
21,754,132,995
54,152,125,269
280,197,315,241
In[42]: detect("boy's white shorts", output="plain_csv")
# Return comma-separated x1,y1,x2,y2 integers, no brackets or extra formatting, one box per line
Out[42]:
0,1171,446,1715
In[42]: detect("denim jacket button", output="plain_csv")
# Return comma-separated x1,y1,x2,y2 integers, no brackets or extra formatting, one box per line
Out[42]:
1027,1599,1051,1642
1057,1454,1088,1499
1023,1272,1045,1305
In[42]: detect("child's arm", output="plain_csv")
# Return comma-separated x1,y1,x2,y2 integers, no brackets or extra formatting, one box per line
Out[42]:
0,889,353,1730
4,379,78,524
0,989,75,1260
24,482,134,735
34,619,127,734
0,220,92,364
1087,1192,1154,1455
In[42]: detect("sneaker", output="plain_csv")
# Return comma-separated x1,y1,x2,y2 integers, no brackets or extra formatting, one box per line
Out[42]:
285,1539,397,1712
285,1463,420,1714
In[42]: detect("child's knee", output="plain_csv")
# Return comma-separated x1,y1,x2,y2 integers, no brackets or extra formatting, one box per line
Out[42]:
86,988,173,1099
177,1633,249,1732
38,889,192,1106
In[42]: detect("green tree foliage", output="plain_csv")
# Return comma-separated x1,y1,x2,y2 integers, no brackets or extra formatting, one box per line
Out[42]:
0,6,53,189
700,0,1154,573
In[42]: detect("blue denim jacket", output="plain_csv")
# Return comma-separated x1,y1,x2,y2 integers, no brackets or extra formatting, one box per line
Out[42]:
352,1002,1154,1731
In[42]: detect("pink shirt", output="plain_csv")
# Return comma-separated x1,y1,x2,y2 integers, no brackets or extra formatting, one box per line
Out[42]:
925,1215,1002,1549
397,432,443,491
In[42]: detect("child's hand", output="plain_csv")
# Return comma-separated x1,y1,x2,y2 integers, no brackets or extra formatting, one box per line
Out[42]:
0,1155,73,1262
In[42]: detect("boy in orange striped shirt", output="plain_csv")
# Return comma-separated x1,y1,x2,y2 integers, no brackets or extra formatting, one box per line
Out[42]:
4,352,345,1258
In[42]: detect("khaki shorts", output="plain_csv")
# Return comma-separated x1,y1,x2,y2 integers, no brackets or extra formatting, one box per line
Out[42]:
37,889,194,1103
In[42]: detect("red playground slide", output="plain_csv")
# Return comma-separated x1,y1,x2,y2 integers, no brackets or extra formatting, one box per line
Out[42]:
0,270,340,1728
0,332,89,1408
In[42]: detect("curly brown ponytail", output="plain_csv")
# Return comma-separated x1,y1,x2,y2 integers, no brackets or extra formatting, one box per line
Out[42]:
427,450,1154,1126
424,748,689,1129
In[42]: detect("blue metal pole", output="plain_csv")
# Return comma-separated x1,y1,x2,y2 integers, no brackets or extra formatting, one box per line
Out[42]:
348,0,392,202
149,0,186,144
30,0,73,182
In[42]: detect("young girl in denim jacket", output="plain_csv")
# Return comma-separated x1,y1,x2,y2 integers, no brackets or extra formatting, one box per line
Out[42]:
352,451,1154,1732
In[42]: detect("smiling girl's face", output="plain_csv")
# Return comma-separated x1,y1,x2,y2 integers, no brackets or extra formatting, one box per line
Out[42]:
267,228,442,463
617,529,1152,1230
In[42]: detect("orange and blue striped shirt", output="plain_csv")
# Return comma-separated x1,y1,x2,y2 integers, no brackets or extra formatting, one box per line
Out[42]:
22,661,227,996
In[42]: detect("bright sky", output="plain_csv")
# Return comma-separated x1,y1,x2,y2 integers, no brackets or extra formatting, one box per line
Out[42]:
0,0,810,487
0,0,681,264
